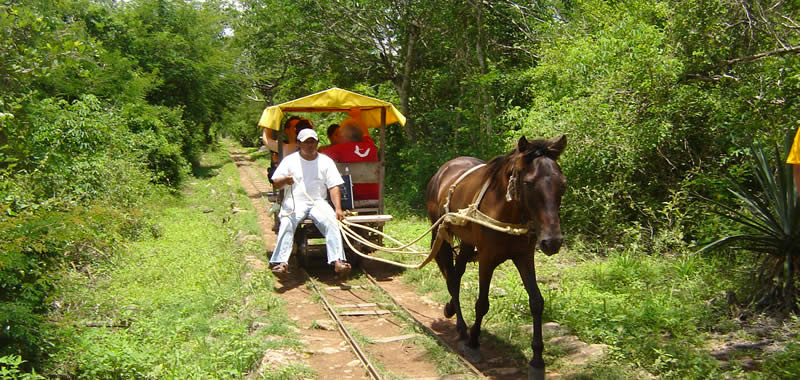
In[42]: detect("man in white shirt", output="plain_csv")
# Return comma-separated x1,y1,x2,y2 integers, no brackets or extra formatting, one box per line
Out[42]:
270,128,351,277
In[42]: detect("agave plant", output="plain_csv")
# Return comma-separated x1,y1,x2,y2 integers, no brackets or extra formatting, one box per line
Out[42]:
698,141,800,312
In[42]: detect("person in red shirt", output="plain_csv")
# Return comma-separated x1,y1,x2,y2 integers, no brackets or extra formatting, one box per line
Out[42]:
318,123,342,153
321,125,378,200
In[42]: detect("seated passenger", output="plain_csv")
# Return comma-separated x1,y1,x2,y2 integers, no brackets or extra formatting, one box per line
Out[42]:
263,117,295,153
321,125,378,200
318,123,342,153
269,128,351,278
293,119,314,142
263,117,314,182
340,109,370,139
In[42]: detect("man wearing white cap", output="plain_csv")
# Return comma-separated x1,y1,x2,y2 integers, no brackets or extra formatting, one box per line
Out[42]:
270,128,351,277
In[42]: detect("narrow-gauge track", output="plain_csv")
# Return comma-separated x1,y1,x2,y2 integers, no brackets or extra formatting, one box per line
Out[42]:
299,266,487,380
229,146,503,379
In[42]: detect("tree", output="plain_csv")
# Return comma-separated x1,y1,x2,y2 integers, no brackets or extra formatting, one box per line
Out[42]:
102,0,244,146
291,0,431,141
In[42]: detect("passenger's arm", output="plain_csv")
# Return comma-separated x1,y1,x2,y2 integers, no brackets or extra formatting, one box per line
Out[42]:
328,185,344,221
273,174,294,190
263,129,279,152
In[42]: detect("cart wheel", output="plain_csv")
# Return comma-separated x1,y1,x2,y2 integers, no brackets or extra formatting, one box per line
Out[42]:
294,243,311,268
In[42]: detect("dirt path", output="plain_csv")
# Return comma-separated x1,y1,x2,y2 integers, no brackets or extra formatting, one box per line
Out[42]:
229,146,450,379
229,147,368,378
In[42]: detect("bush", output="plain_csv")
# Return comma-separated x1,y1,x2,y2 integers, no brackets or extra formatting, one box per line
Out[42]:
0,95,188,367
0,355,43,380
0,205,129,366
121,103,192,188
698,141,800,312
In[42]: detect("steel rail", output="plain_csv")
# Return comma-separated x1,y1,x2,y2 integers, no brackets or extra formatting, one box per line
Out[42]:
363,272,488,379
301,269,383,380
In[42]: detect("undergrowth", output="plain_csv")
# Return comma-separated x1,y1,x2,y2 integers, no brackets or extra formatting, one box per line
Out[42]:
42,145,297,378
387,214,800,379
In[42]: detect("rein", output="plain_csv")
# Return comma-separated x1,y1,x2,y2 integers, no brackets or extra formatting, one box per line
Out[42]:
275,160,533,270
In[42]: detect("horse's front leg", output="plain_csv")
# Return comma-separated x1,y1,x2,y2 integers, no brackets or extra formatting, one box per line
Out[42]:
513,254,546,380
461,257,498,363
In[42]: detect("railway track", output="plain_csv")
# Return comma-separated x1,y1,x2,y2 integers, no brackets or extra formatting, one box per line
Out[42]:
228,146,508,379
299,265,487,380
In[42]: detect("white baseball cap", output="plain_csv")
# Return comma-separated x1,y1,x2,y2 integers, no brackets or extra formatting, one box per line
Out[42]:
297,129,319,142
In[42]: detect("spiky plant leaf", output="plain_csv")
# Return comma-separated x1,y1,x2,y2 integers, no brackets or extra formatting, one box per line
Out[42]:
697,141,800,311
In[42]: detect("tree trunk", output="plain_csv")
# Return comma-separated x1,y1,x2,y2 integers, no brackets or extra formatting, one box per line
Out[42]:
397,23,418,142
474,1,493,138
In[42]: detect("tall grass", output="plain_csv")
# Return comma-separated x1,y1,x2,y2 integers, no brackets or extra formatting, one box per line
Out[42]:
385,213,800,379
44,146,301,378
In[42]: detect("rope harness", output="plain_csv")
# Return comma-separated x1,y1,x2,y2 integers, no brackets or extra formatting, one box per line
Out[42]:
278,163,533,270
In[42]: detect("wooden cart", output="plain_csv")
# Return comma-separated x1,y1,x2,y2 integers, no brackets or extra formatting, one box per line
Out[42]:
258,88,406,267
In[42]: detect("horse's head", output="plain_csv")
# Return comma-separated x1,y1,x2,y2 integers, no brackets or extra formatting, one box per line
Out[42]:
510,135,567,255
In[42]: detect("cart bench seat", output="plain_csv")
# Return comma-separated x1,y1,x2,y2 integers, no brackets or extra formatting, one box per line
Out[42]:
300,214,392,224
344,214,392,223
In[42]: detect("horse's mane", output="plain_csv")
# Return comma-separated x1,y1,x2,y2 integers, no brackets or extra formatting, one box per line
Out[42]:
485,138,555,180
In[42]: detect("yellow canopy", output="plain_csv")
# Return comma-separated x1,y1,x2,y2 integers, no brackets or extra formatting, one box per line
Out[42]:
257,87,407,131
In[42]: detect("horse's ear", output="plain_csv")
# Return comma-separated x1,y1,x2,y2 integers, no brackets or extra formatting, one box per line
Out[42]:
517,136,530,152
547,135,567,158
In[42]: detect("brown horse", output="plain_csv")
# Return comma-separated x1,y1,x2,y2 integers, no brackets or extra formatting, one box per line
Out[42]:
425,135,566,380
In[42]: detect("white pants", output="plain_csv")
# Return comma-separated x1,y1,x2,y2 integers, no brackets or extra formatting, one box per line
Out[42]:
270,201,346,265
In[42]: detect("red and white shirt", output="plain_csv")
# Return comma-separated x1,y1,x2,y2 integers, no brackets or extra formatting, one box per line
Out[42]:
322,137,379,200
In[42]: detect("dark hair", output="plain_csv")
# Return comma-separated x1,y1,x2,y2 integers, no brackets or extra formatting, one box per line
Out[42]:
327,124,340,138
283,116,301,131
341,124,363,143
295,119,313,133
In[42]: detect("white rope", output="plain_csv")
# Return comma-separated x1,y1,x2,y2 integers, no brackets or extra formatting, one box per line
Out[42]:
275,166,530,270
444,164,486,213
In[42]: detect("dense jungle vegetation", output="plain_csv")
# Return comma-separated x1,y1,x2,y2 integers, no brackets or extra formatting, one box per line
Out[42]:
2,0,799,377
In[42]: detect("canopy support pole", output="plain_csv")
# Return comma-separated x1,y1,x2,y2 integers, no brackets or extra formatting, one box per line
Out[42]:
379,108,386,214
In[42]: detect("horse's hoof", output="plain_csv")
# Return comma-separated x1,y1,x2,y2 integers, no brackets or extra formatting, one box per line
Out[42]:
444,302,455,318
458,341,482,363
528,366,545,380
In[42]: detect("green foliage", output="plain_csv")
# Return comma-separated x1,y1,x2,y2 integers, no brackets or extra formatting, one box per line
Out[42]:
229,0,800,250
762,341,800,379
0,1,236,369
0,204,131,366
1,0,246,175
44,147,286,378
1,95,188,213
512,0,683,238
107,0,245,145
496,0,800,244
698,142,800,311
120,102,192,187
0,355,44,380
215,101,265,148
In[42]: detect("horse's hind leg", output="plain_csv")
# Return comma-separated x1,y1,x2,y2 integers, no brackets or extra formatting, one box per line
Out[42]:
435,243,471,341
448,244,474,341
513,254,546,380
462,256,497,363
